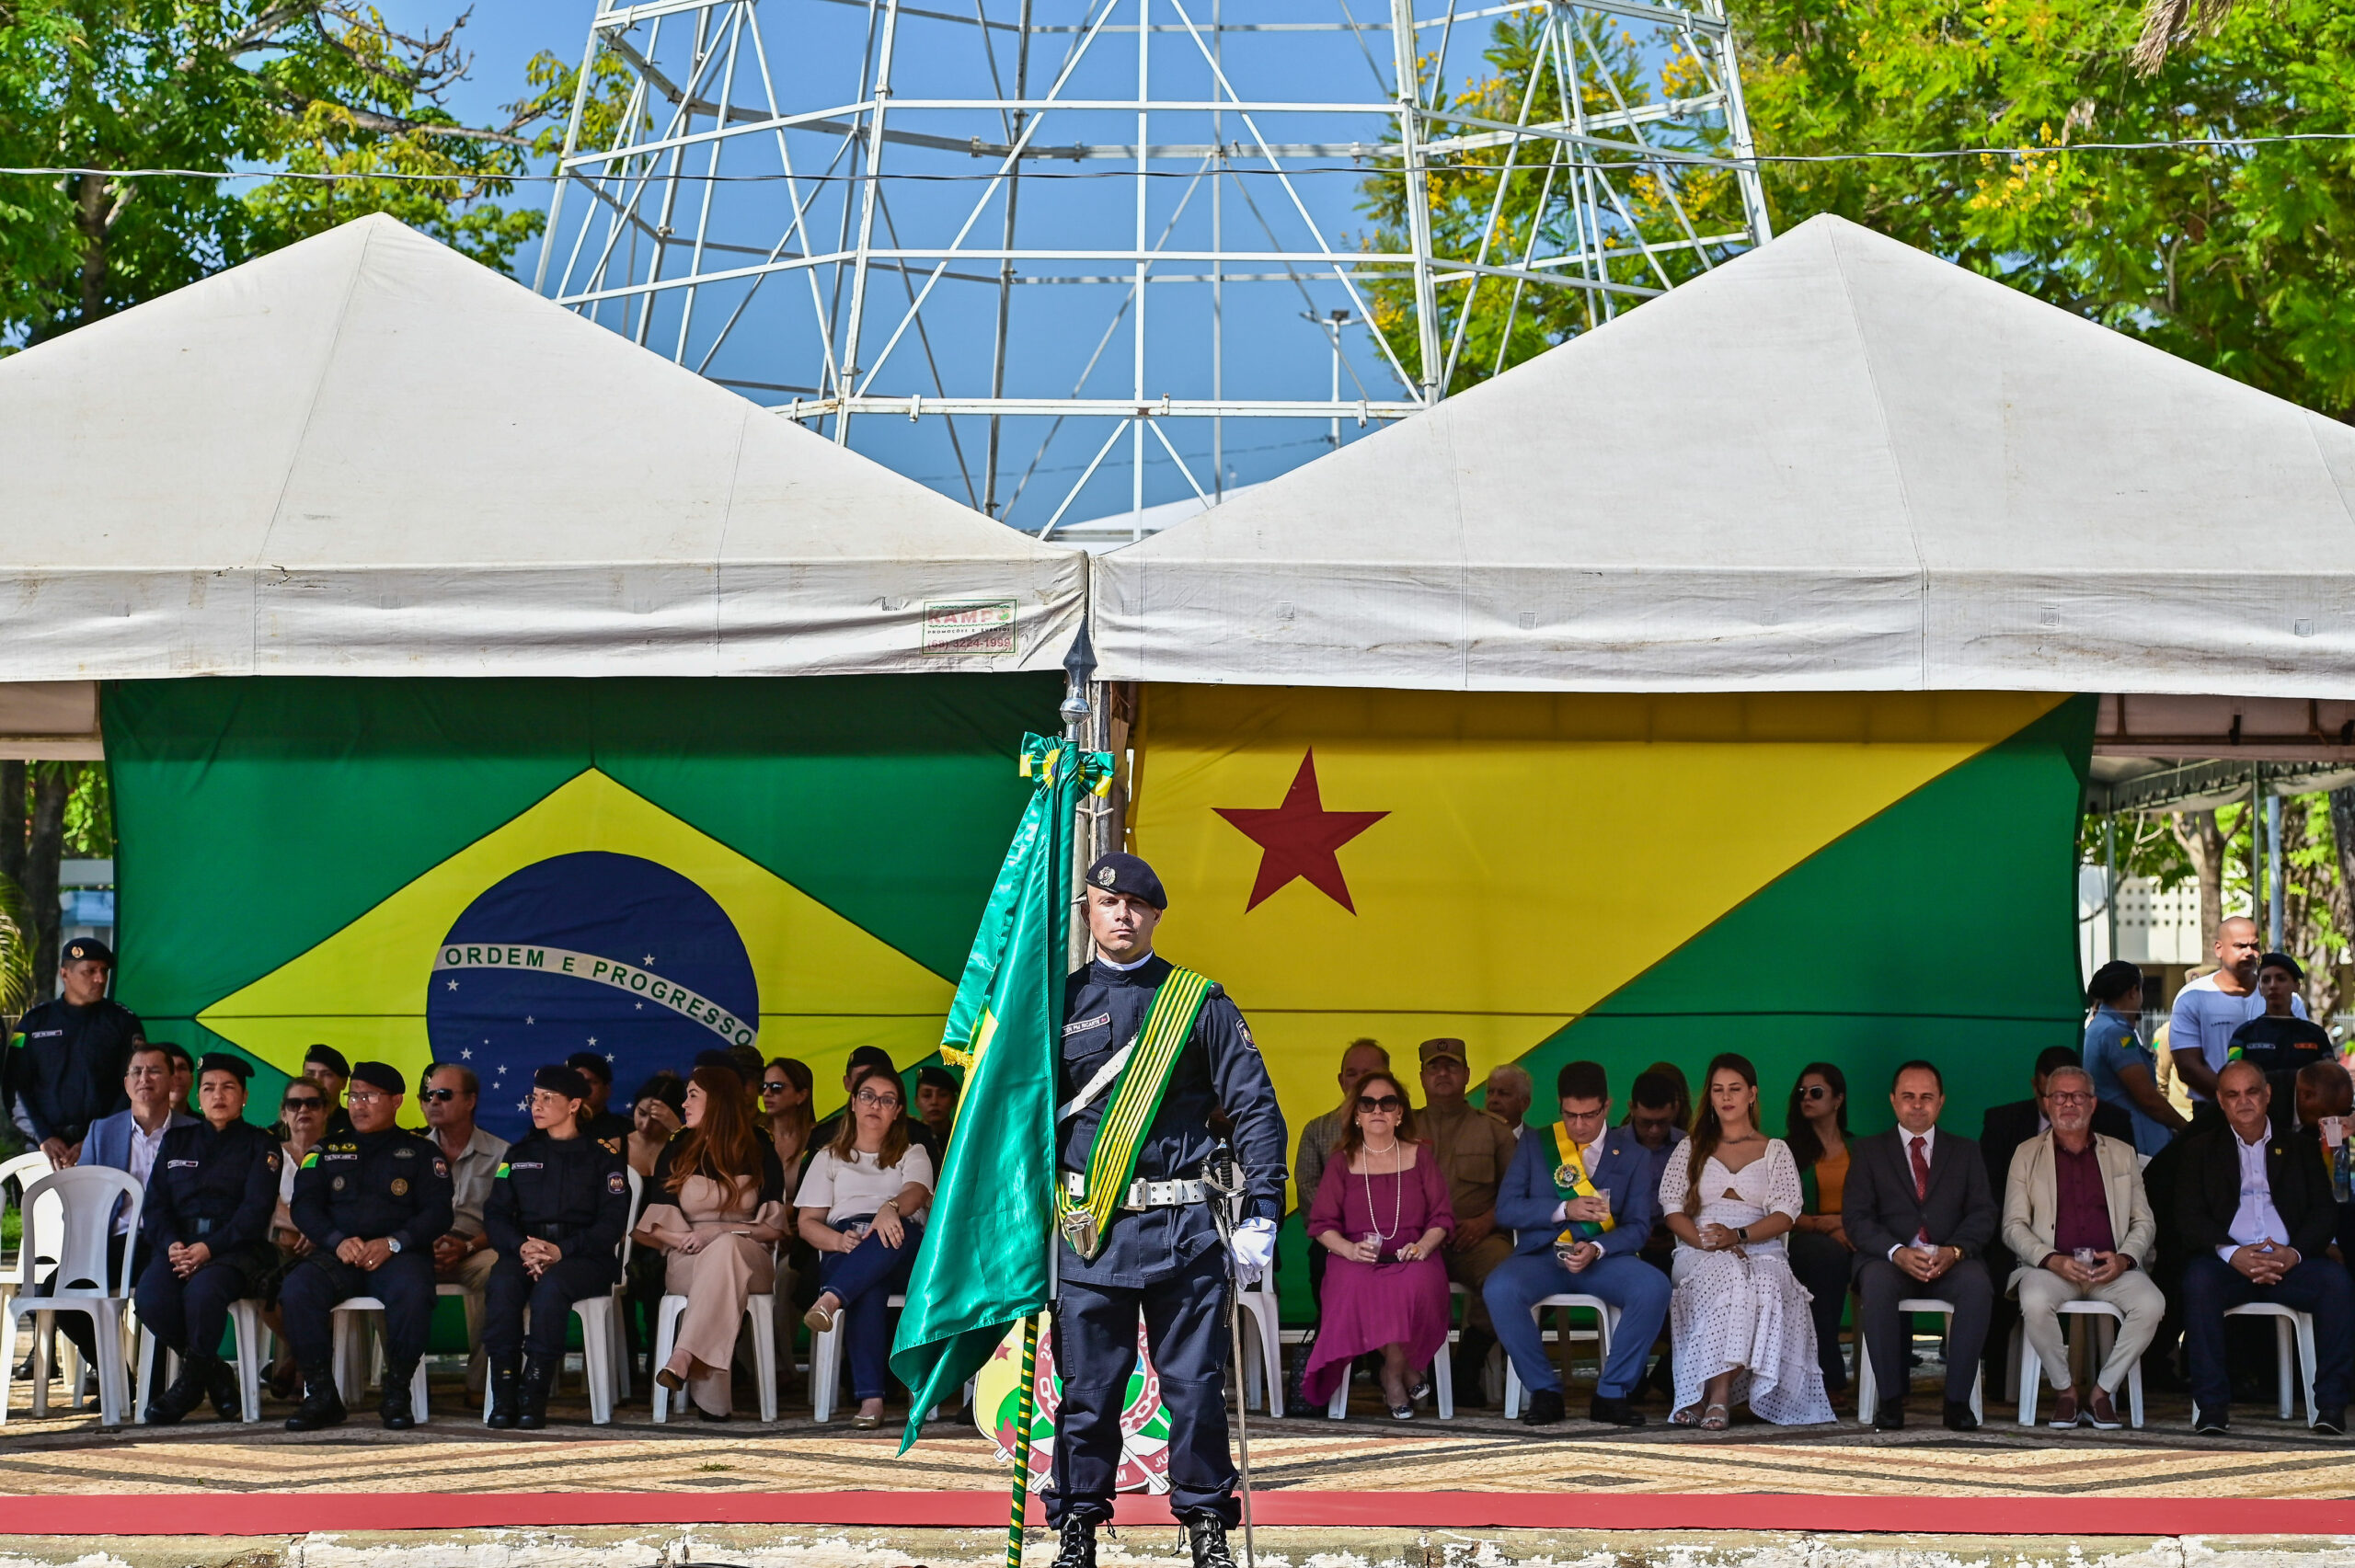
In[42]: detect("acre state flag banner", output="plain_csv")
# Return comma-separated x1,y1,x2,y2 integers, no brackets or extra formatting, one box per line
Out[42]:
1131,686,2093,1207
106,675,1060,1136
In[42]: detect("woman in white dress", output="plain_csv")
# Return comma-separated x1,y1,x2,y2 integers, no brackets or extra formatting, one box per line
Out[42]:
1659,1052,1835,1431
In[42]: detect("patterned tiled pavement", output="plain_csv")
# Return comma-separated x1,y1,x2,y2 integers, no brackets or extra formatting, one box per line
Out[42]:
1,1374,2350,1498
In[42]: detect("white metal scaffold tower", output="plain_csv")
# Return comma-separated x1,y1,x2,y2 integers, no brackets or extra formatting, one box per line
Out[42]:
536,0,1773,535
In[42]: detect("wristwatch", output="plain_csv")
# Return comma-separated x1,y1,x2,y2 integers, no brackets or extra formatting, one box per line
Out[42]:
1735,1226,1750,1243
385,1237,404,1253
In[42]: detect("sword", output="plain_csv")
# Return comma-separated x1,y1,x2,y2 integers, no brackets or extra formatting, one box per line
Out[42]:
1203,1146,1257,1568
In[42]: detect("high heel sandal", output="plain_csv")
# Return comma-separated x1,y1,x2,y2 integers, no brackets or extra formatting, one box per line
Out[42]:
1700,1402,1730,1432
1671,1404,1700,1426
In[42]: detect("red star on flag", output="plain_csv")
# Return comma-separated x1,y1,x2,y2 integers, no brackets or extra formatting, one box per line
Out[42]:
1215,750,1388,912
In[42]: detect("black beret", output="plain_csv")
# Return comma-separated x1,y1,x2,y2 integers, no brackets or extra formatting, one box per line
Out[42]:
563,1050,614,1084
197,1052,253,1082
349,1059,405,1095
2260,951,2304,981
534,1063,591,1099
304,1044,351,1077
62,937,113,967
917,1066,959,1093
1085,852,1166,910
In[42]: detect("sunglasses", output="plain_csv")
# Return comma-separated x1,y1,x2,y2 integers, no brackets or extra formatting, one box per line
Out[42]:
1356,1094,1405,1113
282,1098,325,1113
761,1082,793,1093
419,1087,460,1103
1800,1085,1833,1101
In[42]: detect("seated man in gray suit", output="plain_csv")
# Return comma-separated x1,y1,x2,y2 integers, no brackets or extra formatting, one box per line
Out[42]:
1845,1059,1998,1431
41,1042,197,1371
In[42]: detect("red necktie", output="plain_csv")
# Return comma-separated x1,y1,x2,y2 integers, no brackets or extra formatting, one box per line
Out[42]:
1911,1135,1931,1201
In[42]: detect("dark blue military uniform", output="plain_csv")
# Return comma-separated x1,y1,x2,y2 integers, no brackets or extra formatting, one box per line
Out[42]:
482,1129,630,1361
283,1125,454,1371
1048,952,1287,1529
133,1117,281,1360
6,996,142,1149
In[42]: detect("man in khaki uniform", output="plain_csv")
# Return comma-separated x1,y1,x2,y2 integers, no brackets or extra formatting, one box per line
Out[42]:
1417,1036,1518,1404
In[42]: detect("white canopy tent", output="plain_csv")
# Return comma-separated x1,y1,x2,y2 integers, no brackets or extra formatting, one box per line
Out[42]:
1090,214,2355,698
0,214,1083,690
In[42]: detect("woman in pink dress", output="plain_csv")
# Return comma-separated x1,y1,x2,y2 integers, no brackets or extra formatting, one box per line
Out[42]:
1301,1072,1455,1419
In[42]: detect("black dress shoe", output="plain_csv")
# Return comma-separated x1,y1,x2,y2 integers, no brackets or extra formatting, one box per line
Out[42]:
2315,1406,2347,1436
1520,1388,1566,1425
1588,1393,1645,1427
2192,1404,2230,1435
1942,1399,1979,1433
1872,1400,1903,1431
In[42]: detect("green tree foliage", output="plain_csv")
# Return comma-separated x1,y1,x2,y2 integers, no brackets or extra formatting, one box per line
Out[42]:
1357,12,1757,394
0,2,569,349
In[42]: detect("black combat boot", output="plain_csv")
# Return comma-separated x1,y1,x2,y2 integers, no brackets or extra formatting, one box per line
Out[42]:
1051,1516,1097,1568
143,1354,210,1426
517,1352,557,1430
1180,1511,1238,1568
283,1364,347,1431
205,1355,242,1421
485,1356,522,1429
380,1357,421,1430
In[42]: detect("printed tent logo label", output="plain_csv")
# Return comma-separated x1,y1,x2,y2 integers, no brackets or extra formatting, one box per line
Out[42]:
428,851,759,1131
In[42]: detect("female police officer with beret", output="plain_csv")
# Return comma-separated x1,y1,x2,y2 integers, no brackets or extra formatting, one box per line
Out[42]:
136,1053,281,1424
482,1064,631,1428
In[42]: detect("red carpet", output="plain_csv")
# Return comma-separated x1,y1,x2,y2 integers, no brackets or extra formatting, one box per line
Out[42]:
0,1492,2343,1536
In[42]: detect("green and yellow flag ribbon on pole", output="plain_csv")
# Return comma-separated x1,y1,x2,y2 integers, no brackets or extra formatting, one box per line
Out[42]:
892,733,1112,1511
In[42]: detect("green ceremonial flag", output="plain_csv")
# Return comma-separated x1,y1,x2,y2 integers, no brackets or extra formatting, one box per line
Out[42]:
892,732,1112,1449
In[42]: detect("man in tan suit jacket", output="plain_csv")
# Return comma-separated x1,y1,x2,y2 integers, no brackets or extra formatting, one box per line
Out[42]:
2001,1064,2163,1429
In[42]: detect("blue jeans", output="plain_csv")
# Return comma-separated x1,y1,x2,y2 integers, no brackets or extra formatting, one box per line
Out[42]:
1483,1249,1669,1400
819,1219,922,1401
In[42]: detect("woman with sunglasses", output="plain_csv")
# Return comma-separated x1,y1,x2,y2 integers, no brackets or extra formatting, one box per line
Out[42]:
1300,1072,1454,1419
1784,1061,1855,1399
1660,1054,1833,1431
632,1064,789,1419
760,1058,817,1174
261,1078,332,1397
795,1063,936,1427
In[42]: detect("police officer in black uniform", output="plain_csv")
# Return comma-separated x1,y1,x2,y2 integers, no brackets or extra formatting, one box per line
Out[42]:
482,1063,632,1429
1050,854,1286,1568
136,1054,282,1424
282,1060,454,1430
6,937,144,1166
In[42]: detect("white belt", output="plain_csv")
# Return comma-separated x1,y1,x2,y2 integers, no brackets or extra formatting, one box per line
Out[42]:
1063,1172,1204,1209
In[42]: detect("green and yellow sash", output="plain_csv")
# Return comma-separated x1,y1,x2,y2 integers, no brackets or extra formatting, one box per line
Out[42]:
1058,966,1213,1260
1549,1122,1615,1248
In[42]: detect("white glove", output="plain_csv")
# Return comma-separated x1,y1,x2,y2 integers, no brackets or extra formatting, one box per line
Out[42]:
1230,1218,1277,1287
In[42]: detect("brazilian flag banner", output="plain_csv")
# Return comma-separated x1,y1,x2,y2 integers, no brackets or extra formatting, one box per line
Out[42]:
892,733,1111,1449
105,675,1060,1135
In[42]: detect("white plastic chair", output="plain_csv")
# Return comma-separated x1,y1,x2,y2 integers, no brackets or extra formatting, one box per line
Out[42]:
2014,1299,2144,1428
0,1151,74,1399
1324,1317,1453,1420
2223,1301,2317,1425
477,1168,639,1427
1500,1292,1618,1420
135,1299,268,1424
330,1297,430,1425
1855,1295,1984,1425
0,1167,142,1426
651,1288,777,1422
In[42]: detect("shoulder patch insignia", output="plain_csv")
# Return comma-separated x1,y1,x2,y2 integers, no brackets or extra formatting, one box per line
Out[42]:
267,1152,281,1173
300,1150,320,1169
493,1162,511,1180
432,1157,450,1179
607,1171,627,1194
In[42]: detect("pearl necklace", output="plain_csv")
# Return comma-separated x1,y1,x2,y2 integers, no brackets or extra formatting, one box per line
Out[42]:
1360,1139,1404,1244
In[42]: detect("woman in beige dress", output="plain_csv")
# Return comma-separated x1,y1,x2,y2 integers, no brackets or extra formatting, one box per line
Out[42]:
631,1064,788,1419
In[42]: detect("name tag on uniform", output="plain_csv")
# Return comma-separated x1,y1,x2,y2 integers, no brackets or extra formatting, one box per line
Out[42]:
165,1160,201,1170
29,1031,61,1040
1063,1013,1112,1037
510,1162,544,1172
324,1151,358,1162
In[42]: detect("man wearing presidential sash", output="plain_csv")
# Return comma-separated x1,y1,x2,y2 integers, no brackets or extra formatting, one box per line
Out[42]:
1050,854,1287,1568
1486,1059,1671,1427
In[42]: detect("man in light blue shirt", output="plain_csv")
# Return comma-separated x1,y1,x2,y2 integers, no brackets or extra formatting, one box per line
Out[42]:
2083,960,2188,1159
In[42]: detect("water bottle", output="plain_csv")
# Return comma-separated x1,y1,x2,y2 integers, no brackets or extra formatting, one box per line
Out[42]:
2334,1137,2352,1207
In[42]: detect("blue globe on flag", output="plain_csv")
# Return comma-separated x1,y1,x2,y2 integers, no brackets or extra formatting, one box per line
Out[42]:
427,851,759,1139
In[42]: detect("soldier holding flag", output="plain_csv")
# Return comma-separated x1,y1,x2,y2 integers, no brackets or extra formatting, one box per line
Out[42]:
1049,853,1286,1568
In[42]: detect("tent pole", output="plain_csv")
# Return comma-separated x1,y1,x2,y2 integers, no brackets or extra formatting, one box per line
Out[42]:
2104,813,2120,969
2267,792,2284,951
2246,773,2262,921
